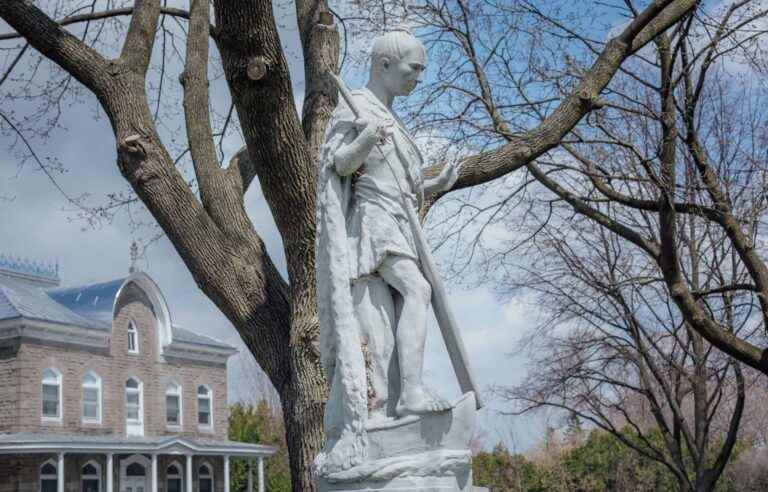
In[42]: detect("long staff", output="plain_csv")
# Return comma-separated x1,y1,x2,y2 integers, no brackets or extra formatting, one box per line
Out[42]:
327,71,483,409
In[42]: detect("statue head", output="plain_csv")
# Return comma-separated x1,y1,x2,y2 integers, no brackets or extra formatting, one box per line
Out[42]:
369,25,427,97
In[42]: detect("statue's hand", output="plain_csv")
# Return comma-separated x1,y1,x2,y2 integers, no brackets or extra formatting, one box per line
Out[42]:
354,117,394,145
424,160,462,194
333,117,395,176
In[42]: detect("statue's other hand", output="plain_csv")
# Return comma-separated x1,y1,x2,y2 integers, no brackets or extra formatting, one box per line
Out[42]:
435,160,461,192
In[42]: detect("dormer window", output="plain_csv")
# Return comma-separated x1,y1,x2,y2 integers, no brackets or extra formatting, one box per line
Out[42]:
197,385,212,429
127,321,139,354
41,368,62,421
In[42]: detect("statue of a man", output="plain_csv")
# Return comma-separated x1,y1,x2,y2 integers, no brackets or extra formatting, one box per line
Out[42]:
315,26,460,474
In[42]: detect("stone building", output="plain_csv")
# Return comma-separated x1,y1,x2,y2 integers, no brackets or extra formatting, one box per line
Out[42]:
0,255,276,492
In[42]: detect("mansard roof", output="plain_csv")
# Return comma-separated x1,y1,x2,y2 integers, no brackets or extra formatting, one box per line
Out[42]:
0,275,107,331
0,269,235,354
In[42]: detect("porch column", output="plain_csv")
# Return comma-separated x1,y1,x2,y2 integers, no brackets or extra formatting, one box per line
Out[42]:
223,456,230,492
57,452,64,492
246,460,252,492
257,458,264,492
151,454,158,492
106,453,114,492
185,455,193,492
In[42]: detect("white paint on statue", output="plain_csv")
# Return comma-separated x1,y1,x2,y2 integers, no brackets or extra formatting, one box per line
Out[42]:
314,25,478,491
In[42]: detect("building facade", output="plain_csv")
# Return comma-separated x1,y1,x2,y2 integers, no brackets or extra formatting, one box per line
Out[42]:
0,255,275,492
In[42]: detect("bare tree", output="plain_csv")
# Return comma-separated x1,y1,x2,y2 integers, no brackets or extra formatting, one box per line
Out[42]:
0,0,704,489
498,216,747,491
429,1,768,374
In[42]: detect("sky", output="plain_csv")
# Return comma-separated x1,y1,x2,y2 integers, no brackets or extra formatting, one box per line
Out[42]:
0,0,555,452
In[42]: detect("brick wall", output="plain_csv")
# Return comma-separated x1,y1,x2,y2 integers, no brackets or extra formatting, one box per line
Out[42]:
0,351,19,431
6,281,229,439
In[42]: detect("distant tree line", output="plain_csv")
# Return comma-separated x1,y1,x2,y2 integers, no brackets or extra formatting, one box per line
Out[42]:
473,423,768,492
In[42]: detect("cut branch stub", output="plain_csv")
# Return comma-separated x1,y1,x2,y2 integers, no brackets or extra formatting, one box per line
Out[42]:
318,7,333,26
247,56,271,81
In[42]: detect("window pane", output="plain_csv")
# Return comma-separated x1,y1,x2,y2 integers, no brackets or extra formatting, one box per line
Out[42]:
82,479,99,492
41,464,56,475
167,479,181,492
82,464,97,475
166,395,179,424
128,332,136,352
126,463,145,477
127,405,139,421
198,397,210,425
42,479,57,492
167,465,180,476
84,387,99,402
84,402,98,419
197,386,208,396
42,369,58,383
127,392,139,405
83,373,98,385
199,478,212,492
43,384,58,401
126,379,138,389
42,383,59,417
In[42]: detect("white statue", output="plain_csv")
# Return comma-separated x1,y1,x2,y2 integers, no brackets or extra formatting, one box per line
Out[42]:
315,25,481,491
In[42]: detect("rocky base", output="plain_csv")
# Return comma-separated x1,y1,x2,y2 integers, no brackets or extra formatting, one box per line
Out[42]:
317,472,472,492
316,393,478,492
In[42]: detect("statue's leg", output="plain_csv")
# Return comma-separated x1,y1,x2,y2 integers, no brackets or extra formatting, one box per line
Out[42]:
378,255,451,416
352,276,398,419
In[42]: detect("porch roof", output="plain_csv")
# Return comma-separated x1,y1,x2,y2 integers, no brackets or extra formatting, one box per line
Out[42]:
0,432,276,458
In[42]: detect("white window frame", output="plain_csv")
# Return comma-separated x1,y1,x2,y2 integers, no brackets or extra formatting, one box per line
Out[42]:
166,462,183,492
40,459,58,492
81,460,101,492
127,321,139,354
82,371,102,424
125,377,144,436
197,463,213,492
165,381,183,429
196,385,213,431
41,367,63,423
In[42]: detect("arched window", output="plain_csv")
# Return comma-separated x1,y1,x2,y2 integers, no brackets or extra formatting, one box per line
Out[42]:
198,463,213,492
42,368,62,421
127,321,139,354
82,371,102,424
197,385,212,429
81,461,101,492
166,382,182,427
125,378,143,436
40,459,58,492
120,455,149,492
166,463,183,492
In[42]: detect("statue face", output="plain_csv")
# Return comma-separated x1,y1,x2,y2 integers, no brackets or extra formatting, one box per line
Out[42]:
379,40,427,97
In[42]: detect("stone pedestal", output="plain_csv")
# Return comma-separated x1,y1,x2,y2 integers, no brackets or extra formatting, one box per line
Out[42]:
317,393,477,492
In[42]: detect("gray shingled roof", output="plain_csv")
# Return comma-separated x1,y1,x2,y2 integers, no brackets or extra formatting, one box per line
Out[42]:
172,325,234,350
0,273,234,351
0,275,108,330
